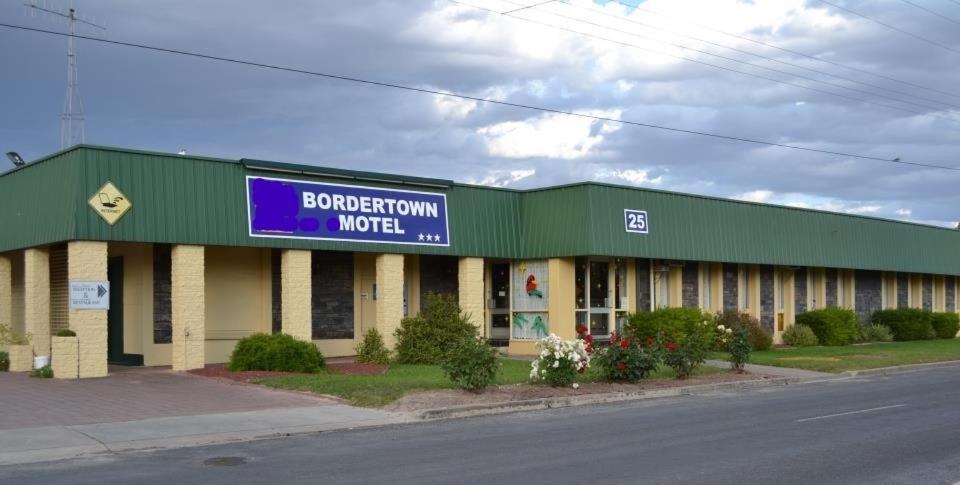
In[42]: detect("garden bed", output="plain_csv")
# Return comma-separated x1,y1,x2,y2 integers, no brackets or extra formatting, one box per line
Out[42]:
255,359,759,408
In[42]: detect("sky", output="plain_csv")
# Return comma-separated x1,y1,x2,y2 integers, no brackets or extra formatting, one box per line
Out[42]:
1,0,959,227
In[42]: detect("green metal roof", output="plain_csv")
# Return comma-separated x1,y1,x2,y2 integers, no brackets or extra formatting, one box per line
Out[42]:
1,145,958,275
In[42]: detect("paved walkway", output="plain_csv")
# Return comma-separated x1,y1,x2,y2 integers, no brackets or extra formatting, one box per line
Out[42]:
0,366,336,430
705,360,834,379
0,367,406,465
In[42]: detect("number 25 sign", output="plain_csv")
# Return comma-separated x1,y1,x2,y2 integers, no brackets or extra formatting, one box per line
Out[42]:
624,209,649,234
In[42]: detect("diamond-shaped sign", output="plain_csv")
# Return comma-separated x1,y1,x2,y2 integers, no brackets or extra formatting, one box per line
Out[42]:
88,181,132,225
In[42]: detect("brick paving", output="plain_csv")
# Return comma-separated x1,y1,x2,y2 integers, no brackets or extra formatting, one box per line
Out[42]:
0,366,336,430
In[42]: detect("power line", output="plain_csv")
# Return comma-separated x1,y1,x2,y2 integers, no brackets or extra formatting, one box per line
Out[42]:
554,0,960,112
816,0,960,56
0,21,957,172
616,0,960,100
895,0,960,26
501,0,555,15
455,0,960,123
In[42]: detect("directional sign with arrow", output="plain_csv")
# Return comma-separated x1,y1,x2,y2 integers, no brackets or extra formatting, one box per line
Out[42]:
69,281,111,310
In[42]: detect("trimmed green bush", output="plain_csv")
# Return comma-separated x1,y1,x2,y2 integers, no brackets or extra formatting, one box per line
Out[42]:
440,337,499,392
56,329,77,337
782,324,819,347
394,293,477,365
30,365,53,378
713,310,772,351
0,351,8,372
355,328,391,365
229,333,325,373
795,308,860,346
871,309,935,341
625,307,706,344
930,312,960,339
860,324,893,343
727,327,752,372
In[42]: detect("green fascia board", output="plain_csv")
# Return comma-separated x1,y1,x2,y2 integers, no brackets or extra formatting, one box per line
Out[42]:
2,145,959,276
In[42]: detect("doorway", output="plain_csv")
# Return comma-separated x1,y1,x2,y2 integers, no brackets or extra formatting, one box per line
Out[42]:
359,276,377,335
107,257,141,365
589,261,611,337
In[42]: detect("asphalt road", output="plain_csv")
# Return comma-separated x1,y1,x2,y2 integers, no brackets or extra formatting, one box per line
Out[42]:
4,367,960,484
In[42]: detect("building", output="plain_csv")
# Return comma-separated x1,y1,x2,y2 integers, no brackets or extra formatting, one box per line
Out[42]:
1,145,957,377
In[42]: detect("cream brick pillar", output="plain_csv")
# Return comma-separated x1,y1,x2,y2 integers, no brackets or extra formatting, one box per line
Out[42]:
458,257,485,334
281,249,312,341
24,248,51,358
375,254,404,349
68,241,108,378
0,254,11,331
172,245,205,371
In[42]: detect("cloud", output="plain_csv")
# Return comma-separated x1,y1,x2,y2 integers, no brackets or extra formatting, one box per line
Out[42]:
476,109,622,159
595,168,663,185
466,169,536,187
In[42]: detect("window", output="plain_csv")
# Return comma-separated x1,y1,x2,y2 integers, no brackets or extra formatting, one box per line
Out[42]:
512,260,549,340
738,265,750,311
614,259,629,333
655,265,670,308
702,264,712,310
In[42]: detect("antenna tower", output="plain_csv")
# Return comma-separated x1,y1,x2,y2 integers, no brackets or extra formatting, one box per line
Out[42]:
25,0,105,148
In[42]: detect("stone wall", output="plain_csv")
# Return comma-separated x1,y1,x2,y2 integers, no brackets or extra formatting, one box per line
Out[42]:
282,250,312,341
723,263,738,311
635,259,651,312
760,265,774,333
24,248,50,357
51,336,78,379
682,261,699,308
420,255,459,309
923,275,933,311
153,244,172,344
0,254,11,331
171,245,205,371
311,251,354,340
376,254,405,349
271,249,281,334
855,270,882,324
794,268,808,314
897,273,909,308
69,242,109,377
825,269,838,307
458,257,485,331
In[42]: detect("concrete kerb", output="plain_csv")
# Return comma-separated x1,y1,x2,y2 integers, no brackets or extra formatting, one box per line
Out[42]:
416,376,799,421
840,359,960,377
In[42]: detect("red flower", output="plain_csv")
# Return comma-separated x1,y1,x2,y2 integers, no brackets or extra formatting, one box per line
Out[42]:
620,340,630,350
616,361,626,370
665,341,679,352
585,344,594,354
576,325,588,335
583,334,594,344
645,337,655,347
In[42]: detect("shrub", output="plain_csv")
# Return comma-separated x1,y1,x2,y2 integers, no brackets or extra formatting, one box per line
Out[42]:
30,365,53,378
660,315,715,379
625,307,705,344
355,328,391,365
795,308,860,346
530,334,591,387
394,294,477,365
714,310,772,351
930,313,960,339
440,337,499,392
0,351,8,372
871,309,935,341
860,324,893,343
727,327,752,372
56,329,77,337
594,332,659,383
229,333,325,373
782,324,819,347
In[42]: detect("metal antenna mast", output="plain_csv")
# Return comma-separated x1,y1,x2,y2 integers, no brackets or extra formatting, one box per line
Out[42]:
25,0,105,148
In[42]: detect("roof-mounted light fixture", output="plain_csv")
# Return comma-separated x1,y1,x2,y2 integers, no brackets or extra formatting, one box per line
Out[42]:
5,152,26,167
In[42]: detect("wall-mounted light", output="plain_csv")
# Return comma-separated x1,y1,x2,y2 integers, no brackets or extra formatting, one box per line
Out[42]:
5,152,26,167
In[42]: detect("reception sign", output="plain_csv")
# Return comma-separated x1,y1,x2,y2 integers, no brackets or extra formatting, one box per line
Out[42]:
246,176,450,246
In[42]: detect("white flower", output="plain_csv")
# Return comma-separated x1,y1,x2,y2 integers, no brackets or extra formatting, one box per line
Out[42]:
572,383,580,389
552,360,560,368
726,328,733,334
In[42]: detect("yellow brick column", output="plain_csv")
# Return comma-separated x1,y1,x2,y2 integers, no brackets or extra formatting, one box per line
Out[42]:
0,254,11,331
172,245,205,371
458,257,485,334
375,254,404,349
24,248,51,358
281,249,312,341
549,258,576,341
68,241,108,378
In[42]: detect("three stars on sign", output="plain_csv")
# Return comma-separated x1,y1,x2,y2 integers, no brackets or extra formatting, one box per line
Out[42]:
417,233,442,242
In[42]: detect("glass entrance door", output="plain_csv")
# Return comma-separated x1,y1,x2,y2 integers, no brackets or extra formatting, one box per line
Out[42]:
489,263,510,342
589,261,611,337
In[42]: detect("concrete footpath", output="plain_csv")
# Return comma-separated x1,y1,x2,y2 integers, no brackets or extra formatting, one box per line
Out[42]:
0,404,409,466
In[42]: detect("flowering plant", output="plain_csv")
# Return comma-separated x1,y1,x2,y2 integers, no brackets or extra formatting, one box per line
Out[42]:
594,332,660,383
660,317,714,379
713,323,735,350
727,327,752,372
530,333,591,387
